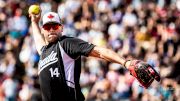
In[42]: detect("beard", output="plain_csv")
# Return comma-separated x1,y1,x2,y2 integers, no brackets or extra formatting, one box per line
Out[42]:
46,32,61,43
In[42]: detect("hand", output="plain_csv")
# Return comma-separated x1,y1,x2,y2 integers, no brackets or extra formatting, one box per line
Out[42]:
29,10,41,23
126,60,160,88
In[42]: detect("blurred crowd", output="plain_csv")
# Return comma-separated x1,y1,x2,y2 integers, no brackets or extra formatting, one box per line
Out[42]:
0,0,180,101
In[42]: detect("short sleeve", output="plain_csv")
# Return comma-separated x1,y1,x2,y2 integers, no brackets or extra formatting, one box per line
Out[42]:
60,36,95,59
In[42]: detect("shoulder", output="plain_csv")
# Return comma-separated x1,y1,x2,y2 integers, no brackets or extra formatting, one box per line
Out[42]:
59,35,83,44
60,35,79,41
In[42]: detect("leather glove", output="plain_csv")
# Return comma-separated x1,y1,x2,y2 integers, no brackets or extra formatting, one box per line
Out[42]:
126,60,160,88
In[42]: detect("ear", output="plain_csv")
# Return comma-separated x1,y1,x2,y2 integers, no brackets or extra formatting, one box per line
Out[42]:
60,25,63,32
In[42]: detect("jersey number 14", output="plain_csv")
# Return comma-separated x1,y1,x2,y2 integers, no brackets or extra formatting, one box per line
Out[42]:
49,68,60,77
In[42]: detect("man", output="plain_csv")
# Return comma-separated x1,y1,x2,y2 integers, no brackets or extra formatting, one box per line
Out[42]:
29,11,160,101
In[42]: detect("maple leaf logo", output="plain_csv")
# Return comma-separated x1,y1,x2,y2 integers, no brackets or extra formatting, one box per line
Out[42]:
47,14,54,19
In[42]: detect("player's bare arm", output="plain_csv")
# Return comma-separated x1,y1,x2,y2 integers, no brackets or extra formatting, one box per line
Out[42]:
29,12,46,55
89,46,160,88
88,46,131,69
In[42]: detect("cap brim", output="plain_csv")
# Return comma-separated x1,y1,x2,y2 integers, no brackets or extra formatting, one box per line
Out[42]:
43,21,61,26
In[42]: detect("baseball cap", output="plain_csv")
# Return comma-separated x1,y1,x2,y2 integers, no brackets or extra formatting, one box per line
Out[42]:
42,12,61,26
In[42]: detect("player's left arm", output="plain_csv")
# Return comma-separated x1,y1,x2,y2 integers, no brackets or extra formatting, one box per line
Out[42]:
88,46,130,68
88,46,160,88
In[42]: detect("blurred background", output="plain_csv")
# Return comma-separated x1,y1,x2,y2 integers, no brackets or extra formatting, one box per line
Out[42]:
0,0,180,101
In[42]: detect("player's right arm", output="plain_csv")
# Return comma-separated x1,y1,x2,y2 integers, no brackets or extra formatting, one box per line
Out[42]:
29,13,46,55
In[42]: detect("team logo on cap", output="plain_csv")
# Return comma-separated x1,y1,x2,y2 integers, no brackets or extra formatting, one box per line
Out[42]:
48,14,54,19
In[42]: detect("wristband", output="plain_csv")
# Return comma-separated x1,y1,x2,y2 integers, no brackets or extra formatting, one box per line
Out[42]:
123,60,131,68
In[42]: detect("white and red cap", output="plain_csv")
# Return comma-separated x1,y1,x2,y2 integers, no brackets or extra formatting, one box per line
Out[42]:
42,12,61,26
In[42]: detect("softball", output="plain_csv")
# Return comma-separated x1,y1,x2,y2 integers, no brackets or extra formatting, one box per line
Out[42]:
28,5,40,15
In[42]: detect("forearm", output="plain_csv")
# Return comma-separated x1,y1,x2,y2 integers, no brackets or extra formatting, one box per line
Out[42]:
31,21,46,54
89,46,127,67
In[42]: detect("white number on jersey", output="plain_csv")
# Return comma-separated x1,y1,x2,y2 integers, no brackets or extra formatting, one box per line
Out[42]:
49,68,60,77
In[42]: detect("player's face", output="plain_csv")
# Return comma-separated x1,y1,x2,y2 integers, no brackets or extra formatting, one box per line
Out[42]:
42,23,63,43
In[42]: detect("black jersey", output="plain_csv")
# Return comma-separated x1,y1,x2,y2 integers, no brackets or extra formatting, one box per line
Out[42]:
38,36,95,101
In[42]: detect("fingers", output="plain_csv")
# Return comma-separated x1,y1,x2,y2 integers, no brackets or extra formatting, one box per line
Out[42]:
29,13,34,18
29,13,41,23
29,13,40,18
